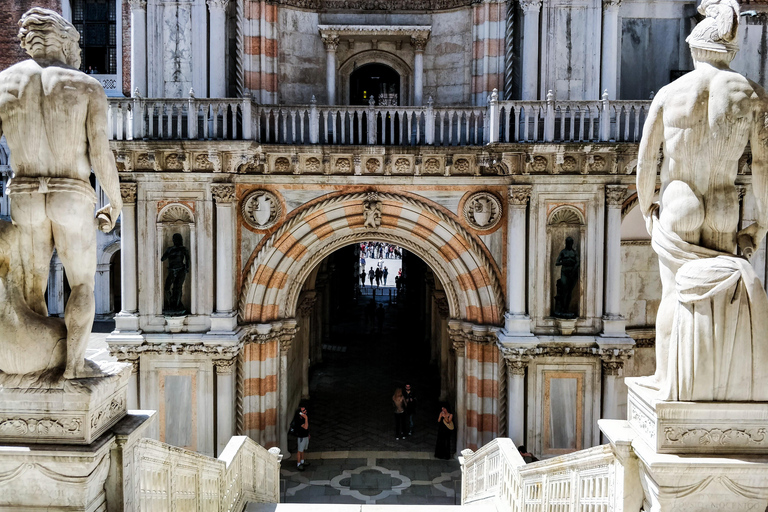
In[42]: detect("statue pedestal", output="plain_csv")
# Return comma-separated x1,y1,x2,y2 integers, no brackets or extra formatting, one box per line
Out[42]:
626,378,768,455
0,361,131,445
599,380,768,511
0,410,155,512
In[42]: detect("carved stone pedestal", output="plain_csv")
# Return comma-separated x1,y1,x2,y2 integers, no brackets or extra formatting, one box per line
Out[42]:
0,361,131,445
627,378,768,455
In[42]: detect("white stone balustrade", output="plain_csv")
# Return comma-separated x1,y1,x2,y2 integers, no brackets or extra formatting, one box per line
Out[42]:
132,436,281,511
107,93,651,145
461,438,617,511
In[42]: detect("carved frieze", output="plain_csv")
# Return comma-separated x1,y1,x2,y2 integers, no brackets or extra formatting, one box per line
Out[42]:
120,183,137,204
214,358,236,374
241,190,282,230
211,184,236,203
0,417,82,437
508,186,532,206
605,185,628,207
664,427,767,448
463,192,502,231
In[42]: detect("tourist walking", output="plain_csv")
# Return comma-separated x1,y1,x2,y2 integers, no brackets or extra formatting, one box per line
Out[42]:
290,405,311,470
368,268,375,286
435,405,454,459
360,270,366,287
382,266,389,286
392,388,408,440
404,384,416,436
375,267,382,287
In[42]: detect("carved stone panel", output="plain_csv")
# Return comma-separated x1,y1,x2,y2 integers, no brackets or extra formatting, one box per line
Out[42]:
242,190,282,230
463,192,503,231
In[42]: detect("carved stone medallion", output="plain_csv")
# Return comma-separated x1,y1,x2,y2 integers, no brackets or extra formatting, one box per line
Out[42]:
463,192,502,231
242,190,281,230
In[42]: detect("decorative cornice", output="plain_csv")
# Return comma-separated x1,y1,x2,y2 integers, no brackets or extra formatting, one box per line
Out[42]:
110,342,241,359
120,183,137,204
211,184,236,203
277,0,473,8
318,25,431,42
508,185,532,206
605,185,628,207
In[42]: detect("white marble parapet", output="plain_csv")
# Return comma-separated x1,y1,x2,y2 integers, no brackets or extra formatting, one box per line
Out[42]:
627,378,768,455
0,361,131,445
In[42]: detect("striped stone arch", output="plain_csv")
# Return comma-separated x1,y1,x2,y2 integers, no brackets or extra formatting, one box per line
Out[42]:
239,191,505,326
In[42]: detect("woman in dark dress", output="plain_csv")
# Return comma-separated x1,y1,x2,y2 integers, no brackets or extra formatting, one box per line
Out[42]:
435,405,455,459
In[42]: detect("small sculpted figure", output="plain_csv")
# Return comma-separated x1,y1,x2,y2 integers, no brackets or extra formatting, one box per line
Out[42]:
0,8,122,378
162,233,190,315
553,236,579,318
636,0,768,400
363,196,382,229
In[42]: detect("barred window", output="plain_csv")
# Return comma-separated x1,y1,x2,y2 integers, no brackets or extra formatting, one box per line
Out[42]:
72,0,117,74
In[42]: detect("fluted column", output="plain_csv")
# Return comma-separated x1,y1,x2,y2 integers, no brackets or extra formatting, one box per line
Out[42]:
603,185,627,336
207,0,229,98
520,0,542,100
115,183,139,331
214,357,237,456
505,356,528,446
211,184,237,331
128,0,147,96
412,37,428,106
322,36,339,105
600,0,621,99
503,186,533,337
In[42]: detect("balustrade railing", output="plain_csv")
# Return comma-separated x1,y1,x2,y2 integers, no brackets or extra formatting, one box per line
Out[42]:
461,439,616,512
133,436,281,512
108,91,650,146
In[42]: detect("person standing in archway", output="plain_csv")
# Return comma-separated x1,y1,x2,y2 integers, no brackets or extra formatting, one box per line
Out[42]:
435,404,455,460
292,405,310,471
382,266,389,286
368,267,375,286
375,267,382,287
403,384,416,436
392,388,408,440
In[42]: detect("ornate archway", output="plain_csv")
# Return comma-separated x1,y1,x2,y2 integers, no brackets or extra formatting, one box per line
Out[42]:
239,191,504,327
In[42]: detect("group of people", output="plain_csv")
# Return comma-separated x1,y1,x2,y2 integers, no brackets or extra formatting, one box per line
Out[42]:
360,242,402,260
362,265,389,287
392,385,455,460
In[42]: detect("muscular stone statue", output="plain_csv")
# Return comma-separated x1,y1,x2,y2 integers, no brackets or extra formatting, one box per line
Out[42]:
162,233,190,315
0,8,122,378
636,0,768,401
553,236,579,319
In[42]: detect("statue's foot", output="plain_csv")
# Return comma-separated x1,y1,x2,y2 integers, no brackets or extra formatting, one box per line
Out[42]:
63,360,105,380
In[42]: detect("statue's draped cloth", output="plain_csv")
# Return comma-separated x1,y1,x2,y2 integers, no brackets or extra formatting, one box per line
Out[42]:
651,210,768,401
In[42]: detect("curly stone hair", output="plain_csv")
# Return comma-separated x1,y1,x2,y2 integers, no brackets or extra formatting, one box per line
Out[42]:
18,7,81,68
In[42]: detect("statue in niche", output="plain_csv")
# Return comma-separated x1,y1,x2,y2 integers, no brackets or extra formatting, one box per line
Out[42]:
162,233,190,315
0,8,122,378
636,0,768,400
553,237,579,319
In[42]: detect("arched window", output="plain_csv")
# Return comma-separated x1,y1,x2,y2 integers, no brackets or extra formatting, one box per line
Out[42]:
349,63,401,106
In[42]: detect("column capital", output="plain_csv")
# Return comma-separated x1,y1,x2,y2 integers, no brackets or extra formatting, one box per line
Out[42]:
127,0,147,11
505,358,529,375
605,185,627,207
322,36,340,52
214,358,236,374
298,293,317,317
519,0,542,14
411,36,428,52
120,183,137,204
211,184,236,203
508,185,532,206
206,0,229,11
601,359,624,376
602,0,621,9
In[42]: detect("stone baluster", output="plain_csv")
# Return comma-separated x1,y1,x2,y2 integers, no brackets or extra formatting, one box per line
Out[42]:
412,36,428,106
207,0,229,98
214,357,237,456
504,355,528,446
502,186,534,338
520,0,542,100
603,185,627,336
322,36,339,105
211,184,237,332
600,0,621,99
115,183,139,332
128,0,147,96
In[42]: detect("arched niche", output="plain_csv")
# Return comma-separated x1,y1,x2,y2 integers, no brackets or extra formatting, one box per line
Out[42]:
156,203,196,316
546,206,586,319
339,50,412,105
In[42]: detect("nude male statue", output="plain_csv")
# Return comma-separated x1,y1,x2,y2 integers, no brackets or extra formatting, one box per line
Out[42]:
0,8,122,378
636,0,768,400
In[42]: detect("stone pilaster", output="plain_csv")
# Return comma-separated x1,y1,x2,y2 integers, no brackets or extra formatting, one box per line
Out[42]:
211,184,237,332
322,36,339,105
207,0,229,98
603,185,627,336
501,186,534,339
520,0,542,100
214,357,237,456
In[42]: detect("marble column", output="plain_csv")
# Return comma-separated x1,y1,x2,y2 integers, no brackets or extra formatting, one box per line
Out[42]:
520,0,542,100
211,184,237,332
503,186,533,337
127,358,140,409
115,183,139,331
95,263,111,316
214,357,237,456
128,0,147,96
279,320,298,457
207,0,229,98
298,293,316,399
600,0,621,99
603,185,627,336
599,355,626,434
412,37,428,106
450,321,466,453
505,357,528,446
322,36,339,105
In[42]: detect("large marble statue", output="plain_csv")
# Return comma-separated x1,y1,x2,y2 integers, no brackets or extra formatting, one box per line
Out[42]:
637,0,768,401
0,8,122,378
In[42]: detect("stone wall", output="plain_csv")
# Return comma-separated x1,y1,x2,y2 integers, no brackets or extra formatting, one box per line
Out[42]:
620,241,659,328
0,0,62,72
732,13,768,88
